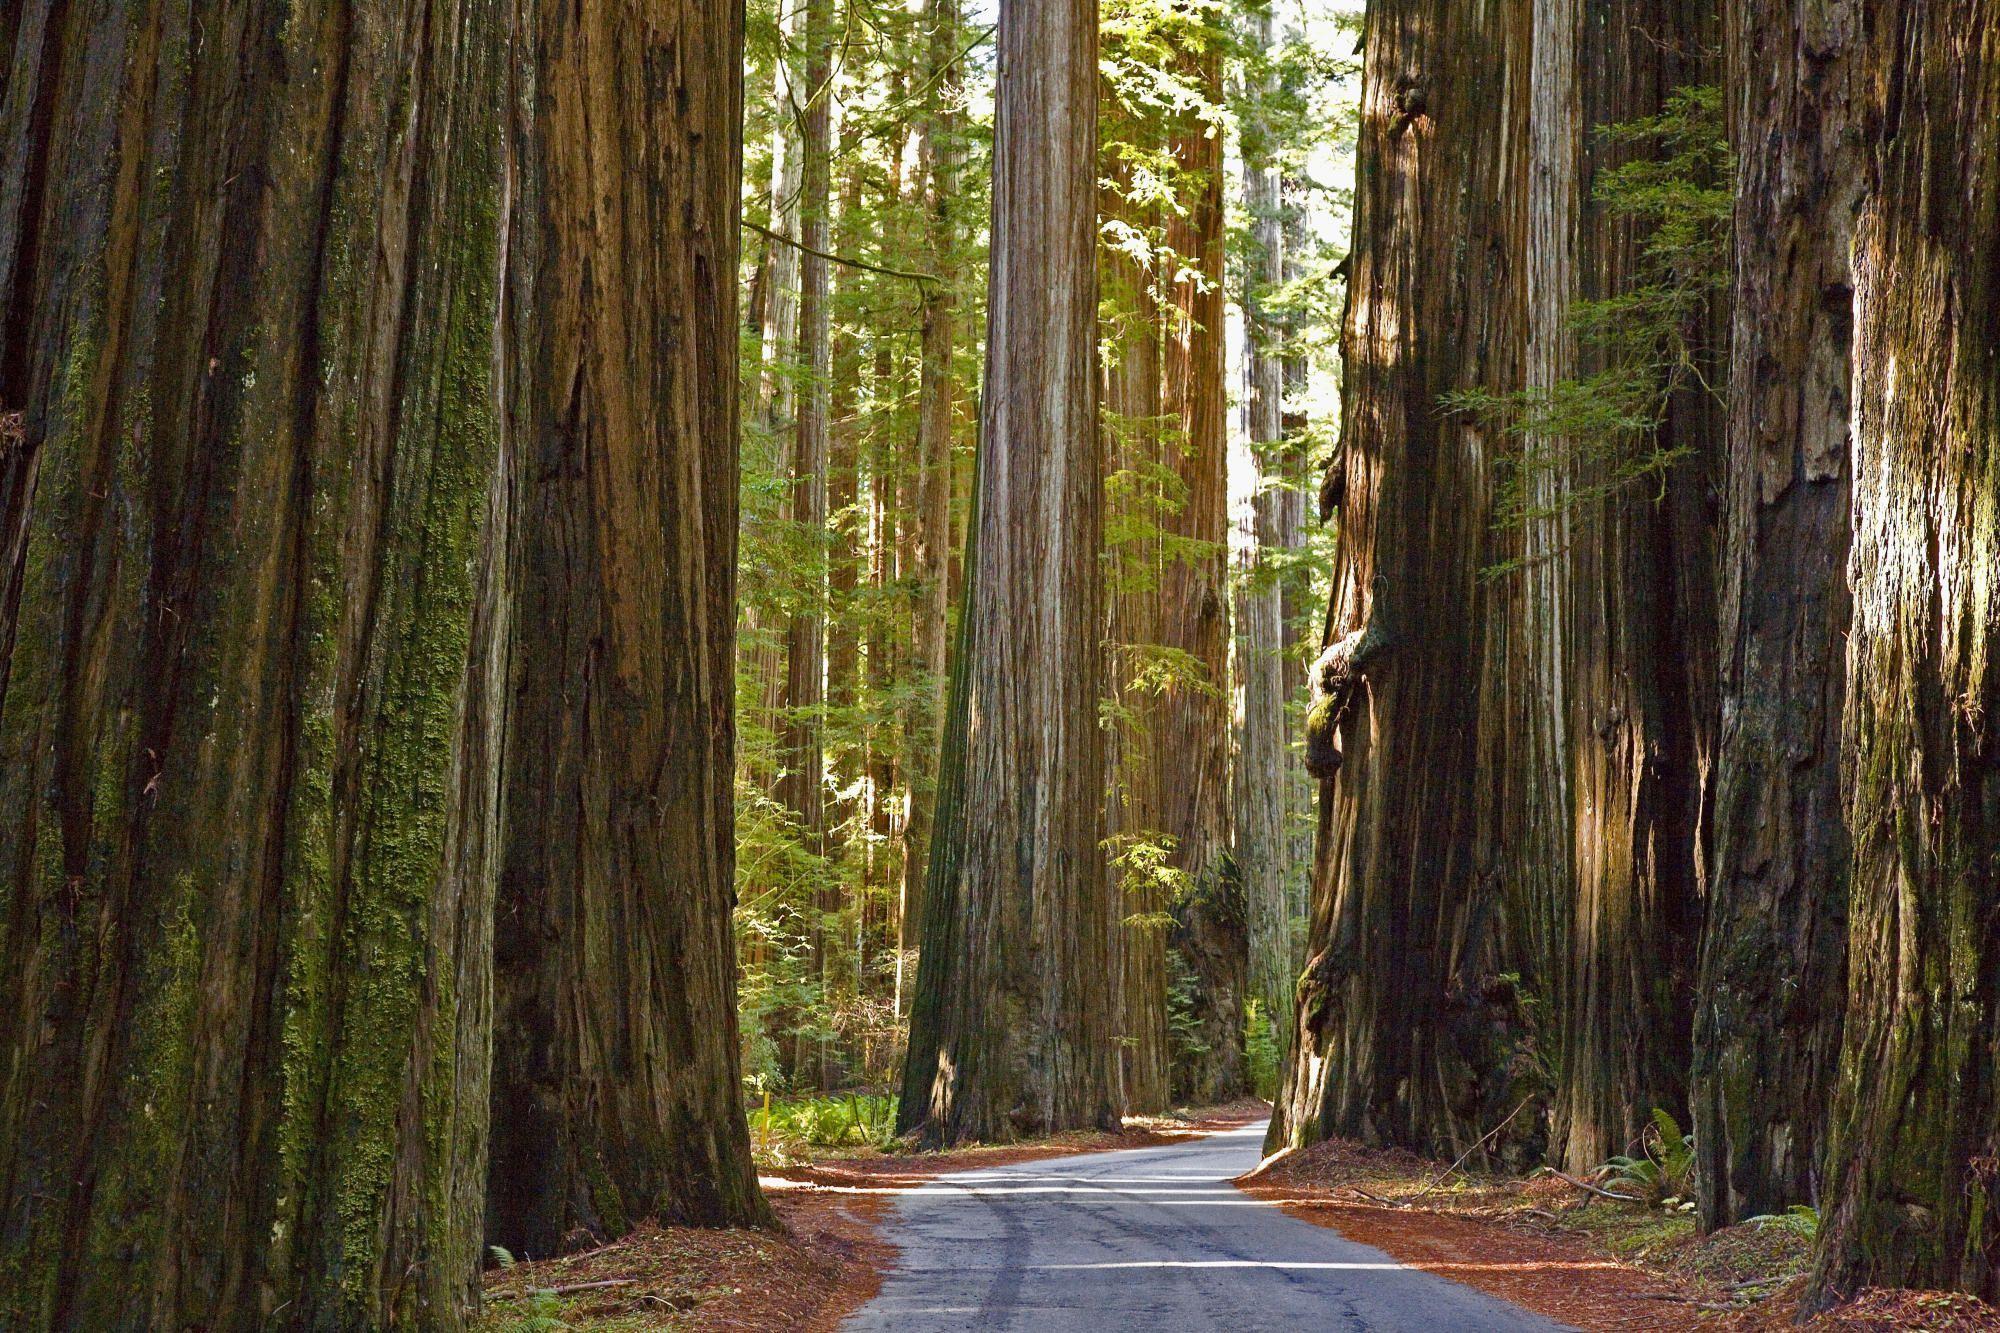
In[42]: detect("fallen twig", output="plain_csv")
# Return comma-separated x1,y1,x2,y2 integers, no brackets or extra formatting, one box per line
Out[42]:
1408,1097,1534,1204
1536,1167,1642,1204
1724,1272,1803,1292
489,1278,637,1301
1337,1185,1405,1208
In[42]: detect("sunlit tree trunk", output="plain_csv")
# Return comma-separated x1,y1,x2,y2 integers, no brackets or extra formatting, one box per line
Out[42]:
1101,101,1170,1114
1691,0,1857,1232
1235,0,1296,1069
1159,12,1244,1106
899,0,962,1022
0,1,507,1324
778,0,835,1088
898,0,1118,1144
759,0,807,430
486,0,766,1259
1807,0,2000,1304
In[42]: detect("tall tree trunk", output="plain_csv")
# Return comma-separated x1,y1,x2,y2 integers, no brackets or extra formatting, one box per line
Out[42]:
1691,0,1857,1232
1159,8,1244,1107
898,0,1118,1144
778,0,835,1089
1235,0,1295,1069
0,1,508,1325
1269,0,1528,1161
759,0,807,431
485,0,766,1260
1535,0,1719,1174
1807,0,2000,1303
1100,99,1170,1114
1271,0,1720,1168
900,0,960,1019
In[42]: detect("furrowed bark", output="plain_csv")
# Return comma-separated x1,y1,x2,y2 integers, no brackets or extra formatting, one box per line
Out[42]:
1269,0,1528,1161
898,0,1118,1144
0,0,508,1324
1808,0,2000,1304
1272,0,1721,1171
484,0,767,1261
1692,0,1857,1231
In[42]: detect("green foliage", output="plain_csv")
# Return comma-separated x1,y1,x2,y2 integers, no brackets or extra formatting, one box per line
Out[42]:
753,1094,899,1161
1244,998,1282,1100
1743,1203,1821,1240
1445,84,1731,563
1598,1108,1697,1211
488,1293,572,1333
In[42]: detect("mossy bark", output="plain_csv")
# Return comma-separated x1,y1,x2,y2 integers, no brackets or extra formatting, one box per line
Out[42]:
485,0,767,1260
0,0,508,1326
1807,0,2000,1304
1691,0,1857,1231
898,0,1120,1145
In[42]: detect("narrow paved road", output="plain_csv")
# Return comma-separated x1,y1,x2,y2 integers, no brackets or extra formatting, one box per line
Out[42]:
844,1122,1566,1332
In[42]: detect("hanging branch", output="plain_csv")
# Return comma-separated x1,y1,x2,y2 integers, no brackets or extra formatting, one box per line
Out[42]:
743,218,938,287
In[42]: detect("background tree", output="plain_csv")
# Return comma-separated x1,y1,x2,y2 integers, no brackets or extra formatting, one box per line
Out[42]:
0,1,508,1324
486,0,767,1260
898,0,1121,1144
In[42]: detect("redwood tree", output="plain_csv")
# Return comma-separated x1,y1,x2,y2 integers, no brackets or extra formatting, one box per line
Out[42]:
0,0,508,1324
1692,0,1856,1231
486,0,766,1258
1808,0,2000,1302
898,0,1119,1144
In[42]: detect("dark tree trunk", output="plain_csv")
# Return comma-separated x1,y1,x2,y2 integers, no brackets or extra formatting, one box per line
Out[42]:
0,0,508,1325
1807,0,2000,1304
1691,0,1857,1231
1271,0,1721,1171
898,0,1119,1144
485,0,766,1260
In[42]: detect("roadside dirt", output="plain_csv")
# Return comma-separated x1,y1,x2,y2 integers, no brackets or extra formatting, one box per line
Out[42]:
1244,1136,2000,1332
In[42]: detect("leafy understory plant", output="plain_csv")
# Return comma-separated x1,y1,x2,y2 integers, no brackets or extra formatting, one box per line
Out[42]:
1598,1107,1697,1211
1743,1203,1821,1240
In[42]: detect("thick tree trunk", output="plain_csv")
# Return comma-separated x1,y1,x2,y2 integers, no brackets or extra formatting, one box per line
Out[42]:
1235,0,1296,1068
485,0,766,1260
1691,0,1857,1231
1271,0,1720,1170
1536,0,1719,1174
1807,0,2000,1304
897,0,1118,1144
1159,18,1244,1107
0,1,508,1325
1269,0,1530,1161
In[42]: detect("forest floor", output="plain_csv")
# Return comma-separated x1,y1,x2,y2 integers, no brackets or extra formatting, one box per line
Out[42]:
475,1100,1267,1332
1246,1136,2000,1331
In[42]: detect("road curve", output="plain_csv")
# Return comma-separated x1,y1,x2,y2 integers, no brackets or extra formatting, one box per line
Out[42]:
843,1121,1567,1332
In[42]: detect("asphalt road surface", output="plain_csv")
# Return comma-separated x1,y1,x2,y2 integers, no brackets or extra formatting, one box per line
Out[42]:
844,1121,1567,1332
